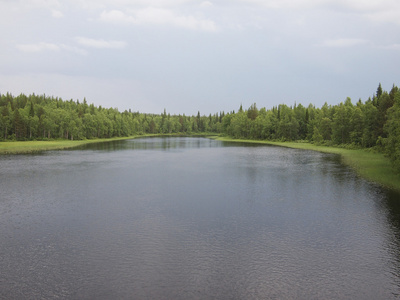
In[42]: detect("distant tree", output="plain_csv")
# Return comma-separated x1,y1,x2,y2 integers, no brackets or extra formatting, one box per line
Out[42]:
247,103,258,120
276,105,299,140
350,107,364,145
0,105,11,140
0,83,399,148
385,91,400,171
320,117,332,141
375,92,394,138
312,126,323,144
13,108,26,140
376,83,383,99
332,101,352,144
361,100,378,147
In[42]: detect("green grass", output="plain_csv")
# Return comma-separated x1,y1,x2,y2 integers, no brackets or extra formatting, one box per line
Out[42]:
0,136,140,155
0,133,218,155
214,136,400,192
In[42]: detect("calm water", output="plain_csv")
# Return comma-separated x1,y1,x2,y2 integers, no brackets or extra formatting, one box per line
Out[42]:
1,137,400,299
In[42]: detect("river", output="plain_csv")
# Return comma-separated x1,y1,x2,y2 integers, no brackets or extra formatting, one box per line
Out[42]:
1,137,399,299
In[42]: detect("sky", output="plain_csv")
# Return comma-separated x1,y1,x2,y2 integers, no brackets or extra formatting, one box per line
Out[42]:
1,0,400,115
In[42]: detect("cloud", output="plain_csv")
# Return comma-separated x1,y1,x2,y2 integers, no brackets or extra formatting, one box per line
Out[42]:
236,0,325,10
200,1,213,8
99,9,136,24
75,37,127,49
16,42,87,55
320,38,369,48
99,7,218,32
326,0,400,12
365,9,400,25
60,44,88,55
16,42,60,52
238,0,400,25
237,0,399,10
51,9,64,18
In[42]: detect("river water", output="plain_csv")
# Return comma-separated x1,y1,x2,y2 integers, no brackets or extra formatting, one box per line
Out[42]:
1,137,400,299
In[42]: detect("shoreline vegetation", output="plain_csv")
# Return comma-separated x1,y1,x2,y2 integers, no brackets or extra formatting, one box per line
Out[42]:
214,136,400,192
0,133,217,155
0,136,136,155
1,82,400,192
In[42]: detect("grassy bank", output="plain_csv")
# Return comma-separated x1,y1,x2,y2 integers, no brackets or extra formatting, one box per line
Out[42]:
3,135,399,192
0,136,142,155
0,134,218,155
214,137,400,192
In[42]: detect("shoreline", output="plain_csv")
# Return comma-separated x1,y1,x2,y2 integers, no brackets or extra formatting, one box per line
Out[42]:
0,133,217,155
2,135,399,192
0,136,143,155
213,136,400,192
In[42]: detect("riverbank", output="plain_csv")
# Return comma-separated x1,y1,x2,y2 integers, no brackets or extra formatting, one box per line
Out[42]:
0,133,218,155
214,136,400,192
0,136,142,155
2,135,399,192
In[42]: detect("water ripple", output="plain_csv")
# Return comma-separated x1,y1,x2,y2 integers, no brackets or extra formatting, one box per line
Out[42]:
1,138,400,299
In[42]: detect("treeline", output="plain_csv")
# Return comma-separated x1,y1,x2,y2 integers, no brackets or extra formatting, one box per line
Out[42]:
0,93,223,141
220,83,400,171
1,83,400,171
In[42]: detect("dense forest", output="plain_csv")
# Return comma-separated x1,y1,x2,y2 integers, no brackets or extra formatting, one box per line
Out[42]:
0,93,222,140
1,83,400,171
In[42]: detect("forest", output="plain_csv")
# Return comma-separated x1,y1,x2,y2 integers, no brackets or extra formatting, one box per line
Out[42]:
1,83,400,171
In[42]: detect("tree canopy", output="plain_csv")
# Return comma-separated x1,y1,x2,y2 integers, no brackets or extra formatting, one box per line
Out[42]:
0,93,223,141
1,83,400,171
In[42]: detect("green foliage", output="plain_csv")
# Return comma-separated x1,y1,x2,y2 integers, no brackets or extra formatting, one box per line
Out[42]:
215,84,400,172
385,91,400,172
332,101,351,144
247,103,258,120
312,126,323,144
0,93,222,141
2,82,400,172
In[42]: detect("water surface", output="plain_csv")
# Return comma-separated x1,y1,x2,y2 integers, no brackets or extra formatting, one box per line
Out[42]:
1,137,400,299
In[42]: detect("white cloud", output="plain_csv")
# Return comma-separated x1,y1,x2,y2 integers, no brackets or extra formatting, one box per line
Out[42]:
16,42,87,55
200,1,213,8
2,0,400,114
75,37,127,49
99,9,136,24
237,0,400,11
327,0,399,12
12,0,65,15
99,7,218,32
16,42,60,52
320,38,369,48
75,0,185,6
60,44,88,55
238,0,400,25
31,0,61,7
365,9,400,25
51,9,63,18
236,0,325,10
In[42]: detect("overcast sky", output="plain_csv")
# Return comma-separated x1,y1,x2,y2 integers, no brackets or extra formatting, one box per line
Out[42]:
1,0,399,115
